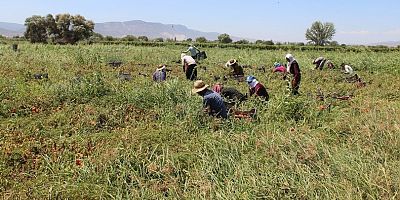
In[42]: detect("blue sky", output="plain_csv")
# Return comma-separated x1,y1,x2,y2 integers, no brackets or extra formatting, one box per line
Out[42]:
0,0,399,44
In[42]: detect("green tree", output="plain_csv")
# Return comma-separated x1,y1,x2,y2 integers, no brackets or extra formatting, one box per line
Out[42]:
138,36,149,41
105,36,115,41
235,39,249,44
186,38,192,42
154,37,164,42
305,21,336,46
195,37,207,43
24,15,48,43
218,33,232,43
24,13,94,44
264,40,274,45
122,35,137,41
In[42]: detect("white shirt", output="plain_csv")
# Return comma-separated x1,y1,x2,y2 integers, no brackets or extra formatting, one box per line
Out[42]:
182,55,196,65
344,65,353,74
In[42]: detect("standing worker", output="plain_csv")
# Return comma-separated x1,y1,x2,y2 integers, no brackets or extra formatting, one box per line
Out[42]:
183,44,200,59
286,54,301,95
181,53,197,80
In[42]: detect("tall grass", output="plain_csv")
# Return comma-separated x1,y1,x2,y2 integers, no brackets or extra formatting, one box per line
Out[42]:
0,43,399,199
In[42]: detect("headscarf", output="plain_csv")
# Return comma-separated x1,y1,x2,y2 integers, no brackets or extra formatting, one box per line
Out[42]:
285,54,296,72
181,53,186,60
274,62,281,68
212,83,223,93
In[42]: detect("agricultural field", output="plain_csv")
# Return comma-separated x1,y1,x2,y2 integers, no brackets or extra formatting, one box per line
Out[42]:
0,43,400,199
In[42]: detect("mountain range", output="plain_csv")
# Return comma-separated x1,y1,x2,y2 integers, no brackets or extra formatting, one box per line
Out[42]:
0,20,242,41
0,20,399,46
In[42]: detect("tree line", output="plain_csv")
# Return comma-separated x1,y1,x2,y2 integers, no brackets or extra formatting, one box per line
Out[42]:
23,14,337,46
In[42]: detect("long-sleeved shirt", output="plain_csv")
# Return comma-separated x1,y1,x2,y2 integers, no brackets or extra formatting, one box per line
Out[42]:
273,66,287,73
152,69,166,82
288,61,301,80
202,90,227,118
249,82,269,101
182,55,196,66
185,46,199,57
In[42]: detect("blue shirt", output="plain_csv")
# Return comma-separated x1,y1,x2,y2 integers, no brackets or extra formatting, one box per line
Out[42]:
203,90,228,119
152,69,166,82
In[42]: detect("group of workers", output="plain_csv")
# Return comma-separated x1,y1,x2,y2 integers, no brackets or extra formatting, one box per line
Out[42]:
151,45,361,119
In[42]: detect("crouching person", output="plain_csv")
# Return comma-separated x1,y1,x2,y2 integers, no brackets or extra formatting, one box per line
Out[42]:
341,63,361,83
212,82,247,103
246,76,269,101
192,80,228,119
152,64,167,82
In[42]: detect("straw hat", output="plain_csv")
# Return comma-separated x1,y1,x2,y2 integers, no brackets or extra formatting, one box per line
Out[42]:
227,59,237,66
192,80,209,93
157,64,166,70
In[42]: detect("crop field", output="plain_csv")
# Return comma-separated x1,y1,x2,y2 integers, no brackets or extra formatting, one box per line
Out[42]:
1,43,400,199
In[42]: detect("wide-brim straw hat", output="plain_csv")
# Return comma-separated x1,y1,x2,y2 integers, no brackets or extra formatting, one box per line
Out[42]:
227,59,237,66
192,80,209,93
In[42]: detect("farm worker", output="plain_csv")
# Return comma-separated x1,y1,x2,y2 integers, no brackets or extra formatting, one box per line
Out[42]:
181,53,197,80
225,59,244,76
152,64,167,82
192,80,228,119
246,76,269,101
273,62,287,73
183,44,200,59
340,63,361,82
212,83,247,102
313,57,334,70
341,63,354,75
285,54,301,95
313,57,327,70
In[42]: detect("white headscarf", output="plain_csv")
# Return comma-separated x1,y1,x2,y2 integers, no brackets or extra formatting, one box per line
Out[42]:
248,79,259,88
181,53,186,60
285,54,296,72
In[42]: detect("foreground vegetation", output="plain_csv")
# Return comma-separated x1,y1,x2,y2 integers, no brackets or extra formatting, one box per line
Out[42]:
0,43,399,199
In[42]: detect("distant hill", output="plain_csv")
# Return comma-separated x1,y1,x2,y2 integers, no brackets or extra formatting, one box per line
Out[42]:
0,20,244,41
0,22,24,37
369,41,400,47
94,20,244,41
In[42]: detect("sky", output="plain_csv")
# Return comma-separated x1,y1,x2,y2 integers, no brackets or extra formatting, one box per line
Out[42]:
0,0,399,44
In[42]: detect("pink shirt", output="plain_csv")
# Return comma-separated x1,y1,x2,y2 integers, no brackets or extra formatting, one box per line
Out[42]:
274,66,286,73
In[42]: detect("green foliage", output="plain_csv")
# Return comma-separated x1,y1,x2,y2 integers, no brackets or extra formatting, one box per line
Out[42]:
24,13,94,44
306,21,336,46
24,15,48,43
196,37,207,43
153,37,164,42
138,36,149,42
234,39,249,44
121,35,137,41
0,43,399,199
255,40,274,45
218,33,232,43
